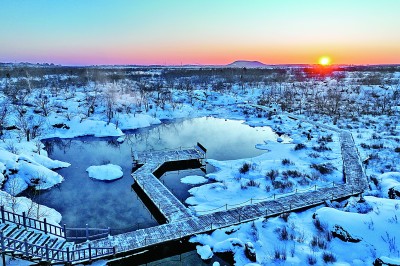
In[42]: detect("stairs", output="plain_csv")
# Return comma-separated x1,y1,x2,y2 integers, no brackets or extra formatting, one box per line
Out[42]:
0,222,75,263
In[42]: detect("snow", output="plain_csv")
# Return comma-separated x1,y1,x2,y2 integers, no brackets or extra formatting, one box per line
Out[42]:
181,175,208,185
191,196,400,265
186,124,343,213
379,172,400,198
46,116,124,138
86,164,123,181
1,65,400,265
196,245,214,260
254,144,270,151
114,113,161,131
0,190,62,225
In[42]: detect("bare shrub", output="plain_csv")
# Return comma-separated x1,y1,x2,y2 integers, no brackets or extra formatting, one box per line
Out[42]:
274,226,289,240
239,162,251,174
273,246,287,261
307,254,317,265
310,235,327,250
246,180,260,188
282,158,293,165
294,143,306,150
313,218,328,232
311,163,335,175
312,143,331,152
322,252,337,263
282,170,302,178
265,169,279,181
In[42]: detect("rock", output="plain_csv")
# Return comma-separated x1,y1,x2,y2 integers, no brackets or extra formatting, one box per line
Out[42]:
388,186,400,199
244,242,257,262
52,123,70,129
374,256,400,266
331,225,361,243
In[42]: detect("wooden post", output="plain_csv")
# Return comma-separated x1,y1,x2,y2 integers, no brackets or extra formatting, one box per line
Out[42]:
86,224,89,240
225,204,228,210
314,185,316,191
45,244,49,261
44,218,48,234
63,224,67,240
274,194,276,200
1,206,5,223
22,212,27,228
210,223,212,230
332,181,335,187
67,247,70,263
250,198,253,204
89,244,92,261
1,231,6,266
24,238,29,257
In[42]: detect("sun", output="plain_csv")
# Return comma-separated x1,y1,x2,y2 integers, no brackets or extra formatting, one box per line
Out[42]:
319,56,331,66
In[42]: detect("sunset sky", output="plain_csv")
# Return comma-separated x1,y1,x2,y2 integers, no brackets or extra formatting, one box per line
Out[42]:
1,0,399,66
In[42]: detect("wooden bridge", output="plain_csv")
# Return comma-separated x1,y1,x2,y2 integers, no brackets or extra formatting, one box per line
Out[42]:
0,117,369,264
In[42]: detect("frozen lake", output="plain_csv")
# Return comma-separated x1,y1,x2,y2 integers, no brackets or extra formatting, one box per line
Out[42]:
31,117,282,233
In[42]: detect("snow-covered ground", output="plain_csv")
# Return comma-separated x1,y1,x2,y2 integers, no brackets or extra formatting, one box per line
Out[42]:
186,116,343,214
0,65,399,264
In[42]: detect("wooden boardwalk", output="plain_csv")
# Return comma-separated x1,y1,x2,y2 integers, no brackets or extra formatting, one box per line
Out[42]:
85,119,369,261
132,146,206,222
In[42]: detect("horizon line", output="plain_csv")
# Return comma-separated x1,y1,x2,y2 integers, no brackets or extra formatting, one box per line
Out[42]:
1,61,400,68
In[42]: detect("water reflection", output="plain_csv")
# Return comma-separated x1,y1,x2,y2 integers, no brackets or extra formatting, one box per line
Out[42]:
35,117,279,231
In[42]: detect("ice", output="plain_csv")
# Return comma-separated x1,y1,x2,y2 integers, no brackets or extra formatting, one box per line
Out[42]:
181,175,208,185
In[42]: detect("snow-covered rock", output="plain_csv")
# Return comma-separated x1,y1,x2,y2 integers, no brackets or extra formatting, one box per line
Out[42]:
86,164,123,181
196,245,213,260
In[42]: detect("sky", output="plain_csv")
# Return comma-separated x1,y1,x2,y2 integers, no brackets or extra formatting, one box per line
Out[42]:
0,0,399,66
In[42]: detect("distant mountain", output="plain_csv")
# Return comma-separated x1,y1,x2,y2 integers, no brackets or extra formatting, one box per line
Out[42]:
226,60,267,68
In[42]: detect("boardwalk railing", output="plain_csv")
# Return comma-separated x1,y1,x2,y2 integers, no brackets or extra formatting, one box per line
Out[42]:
63,224,110,241
0,230,115,263
196,142,207,154
0,206,110,241
0,206,64,238
192,182,362,215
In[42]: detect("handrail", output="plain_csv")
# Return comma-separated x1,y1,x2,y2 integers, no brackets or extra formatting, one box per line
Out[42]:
0,230,115,263
191,181,357,215
0,206,64,238
0,206,110,241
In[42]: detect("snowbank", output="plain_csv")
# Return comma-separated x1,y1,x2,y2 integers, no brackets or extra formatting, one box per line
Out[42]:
0,146,69,195
46,116,124,138
0,190,62,226
116,113,161,130
379,172,400,198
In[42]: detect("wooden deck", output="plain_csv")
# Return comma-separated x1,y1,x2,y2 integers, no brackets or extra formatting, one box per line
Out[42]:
132,146,206,222
85,118,369,261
